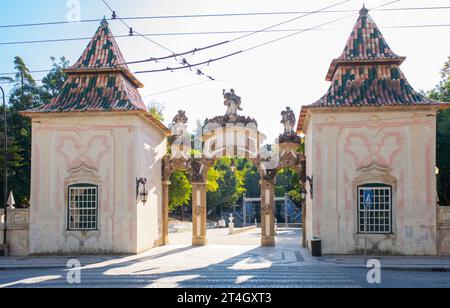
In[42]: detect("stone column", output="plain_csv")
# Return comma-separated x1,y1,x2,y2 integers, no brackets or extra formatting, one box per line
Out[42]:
192,182,207,246
161,181,171,246
261,179,275,246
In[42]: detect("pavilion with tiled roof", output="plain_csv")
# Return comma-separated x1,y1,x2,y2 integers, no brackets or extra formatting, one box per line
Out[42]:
23,18,169,134
22,18,171,255
297,6,449,132
295,6,450,256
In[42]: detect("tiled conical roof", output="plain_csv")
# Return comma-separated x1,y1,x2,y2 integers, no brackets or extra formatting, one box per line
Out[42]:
71,18,129,71
26,18,148,113
326,6,405,81
311,7,438,108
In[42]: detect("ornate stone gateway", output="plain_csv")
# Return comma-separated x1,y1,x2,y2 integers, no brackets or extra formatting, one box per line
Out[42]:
162,90,305,247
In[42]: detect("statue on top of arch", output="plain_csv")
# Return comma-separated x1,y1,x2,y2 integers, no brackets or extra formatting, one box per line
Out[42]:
223,89,243,118
281,107,296,135
171,110,188,136
279,106,301,144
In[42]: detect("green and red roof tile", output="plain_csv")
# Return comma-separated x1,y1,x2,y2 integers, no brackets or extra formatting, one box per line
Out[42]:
27,18,146,113
312,7,439,108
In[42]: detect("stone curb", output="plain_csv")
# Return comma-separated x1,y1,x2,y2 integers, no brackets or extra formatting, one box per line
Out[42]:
0,265,67,271
318,262,450,272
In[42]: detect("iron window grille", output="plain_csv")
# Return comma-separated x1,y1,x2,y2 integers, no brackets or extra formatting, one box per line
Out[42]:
358,184,392,234
68,184,98,231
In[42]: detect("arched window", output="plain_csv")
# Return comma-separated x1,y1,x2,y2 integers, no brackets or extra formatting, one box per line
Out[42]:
68,184,98,231
358,184,392,234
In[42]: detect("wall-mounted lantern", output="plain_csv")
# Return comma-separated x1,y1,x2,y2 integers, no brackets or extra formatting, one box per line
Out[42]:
301,189,307,201
136,178,149,205
305,176,314,199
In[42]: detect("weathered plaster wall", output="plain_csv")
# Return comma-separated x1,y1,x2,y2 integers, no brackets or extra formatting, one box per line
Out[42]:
28,114,165,255
135,118,166,252
304,110,438,255
304,124,314,250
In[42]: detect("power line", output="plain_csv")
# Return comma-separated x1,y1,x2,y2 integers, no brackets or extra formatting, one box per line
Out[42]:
100,0,352,78
229,0,350,42
2,23,450,47
143,80,213,97
1,6,450,29
100,0,175,54
0,70,51,76
134,0,401,75
100,0,215,81
124,0,352,67
0,1,435,78
0,0,352,72
135,51,244,74
123,41,230,65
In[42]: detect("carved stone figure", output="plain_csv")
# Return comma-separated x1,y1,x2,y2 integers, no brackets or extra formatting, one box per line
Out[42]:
223,89,242,117
171,110,188,136
281,107,296,135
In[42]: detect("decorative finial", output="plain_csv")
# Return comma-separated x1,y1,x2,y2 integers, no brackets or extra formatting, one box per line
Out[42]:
101,16,109,27
360,4,369,16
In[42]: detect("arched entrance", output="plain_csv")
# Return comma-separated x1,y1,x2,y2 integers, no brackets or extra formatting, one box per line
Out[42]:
161,91,305,247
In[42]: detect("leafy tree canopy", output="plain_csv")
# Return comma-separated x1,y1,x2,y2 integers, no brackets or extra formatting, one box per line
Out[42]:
428,56,450,206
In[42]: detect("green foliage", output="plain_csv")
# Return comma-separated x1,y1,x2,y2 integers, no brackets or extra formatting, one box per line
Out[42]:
169,170,192,212
0,56,68,206
428,57,450,206
207,158,249,217
275,168,301,205
40,57,69,102
148,101,165,122
206,167,222,193
242,159,260,198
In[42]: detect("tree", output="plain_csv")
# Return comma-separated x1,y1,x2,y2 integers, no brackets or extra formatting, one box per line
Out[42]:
207,158,247,218
169,170,192,219
428,56,450,206
148,101,165,122
275,168,301,205
206,167,222,193
242,159,260,198
0,56,68,206
40,57,69,104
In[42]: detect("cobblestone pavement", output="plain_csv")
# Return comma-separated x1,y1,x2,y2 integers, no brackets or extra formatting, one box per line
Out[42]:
1,228,450,288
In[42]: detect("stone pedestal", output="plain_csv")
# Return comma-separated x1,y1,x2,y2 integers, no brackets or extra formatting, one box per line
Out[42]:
261,180,275,247
229,223,235,235
192,182,207,246
161,181,171,246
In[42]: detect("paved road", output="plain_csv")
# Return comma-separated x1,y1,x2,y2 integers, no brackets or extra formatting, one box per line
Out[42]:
0,229,450,288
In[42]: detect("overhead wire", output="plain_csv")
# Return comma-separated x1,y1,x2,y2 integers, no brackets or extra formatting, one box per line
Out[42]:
1,6,449,29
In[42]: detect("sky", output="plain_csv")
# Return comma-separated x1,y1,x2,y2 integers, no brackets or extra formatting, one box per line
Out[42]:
1,0,449,142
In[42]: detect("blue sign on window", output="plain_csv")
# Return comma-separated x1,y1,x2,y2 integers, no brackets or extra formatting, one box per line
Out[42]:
363,189,373,209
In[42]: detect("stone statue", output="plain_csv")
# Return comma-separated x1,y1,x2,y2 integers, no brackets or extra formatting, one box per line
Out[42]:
223,89,242,117
171,110,188,136
228,214,235,224
281,107,296,135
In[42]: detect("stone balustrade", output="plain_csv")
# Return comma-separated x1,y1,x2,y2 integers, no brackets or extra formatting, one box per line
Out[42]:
1,208,30,256
438,206,450,256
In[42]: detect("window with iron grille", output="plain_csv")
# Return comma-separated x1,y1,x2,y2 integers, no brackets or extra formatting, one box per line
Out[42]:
68,184,98,231
358,184,392,234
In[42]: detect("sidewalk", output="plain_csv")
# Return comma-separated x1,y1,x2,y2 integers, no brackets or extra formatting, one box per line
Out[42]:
318,255,450,272
0,255,127,271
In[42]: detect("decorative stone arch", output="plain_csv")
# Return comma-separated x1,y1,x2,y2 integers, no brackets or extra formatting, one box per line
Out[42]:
63,164,102,244
161,95,304,247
